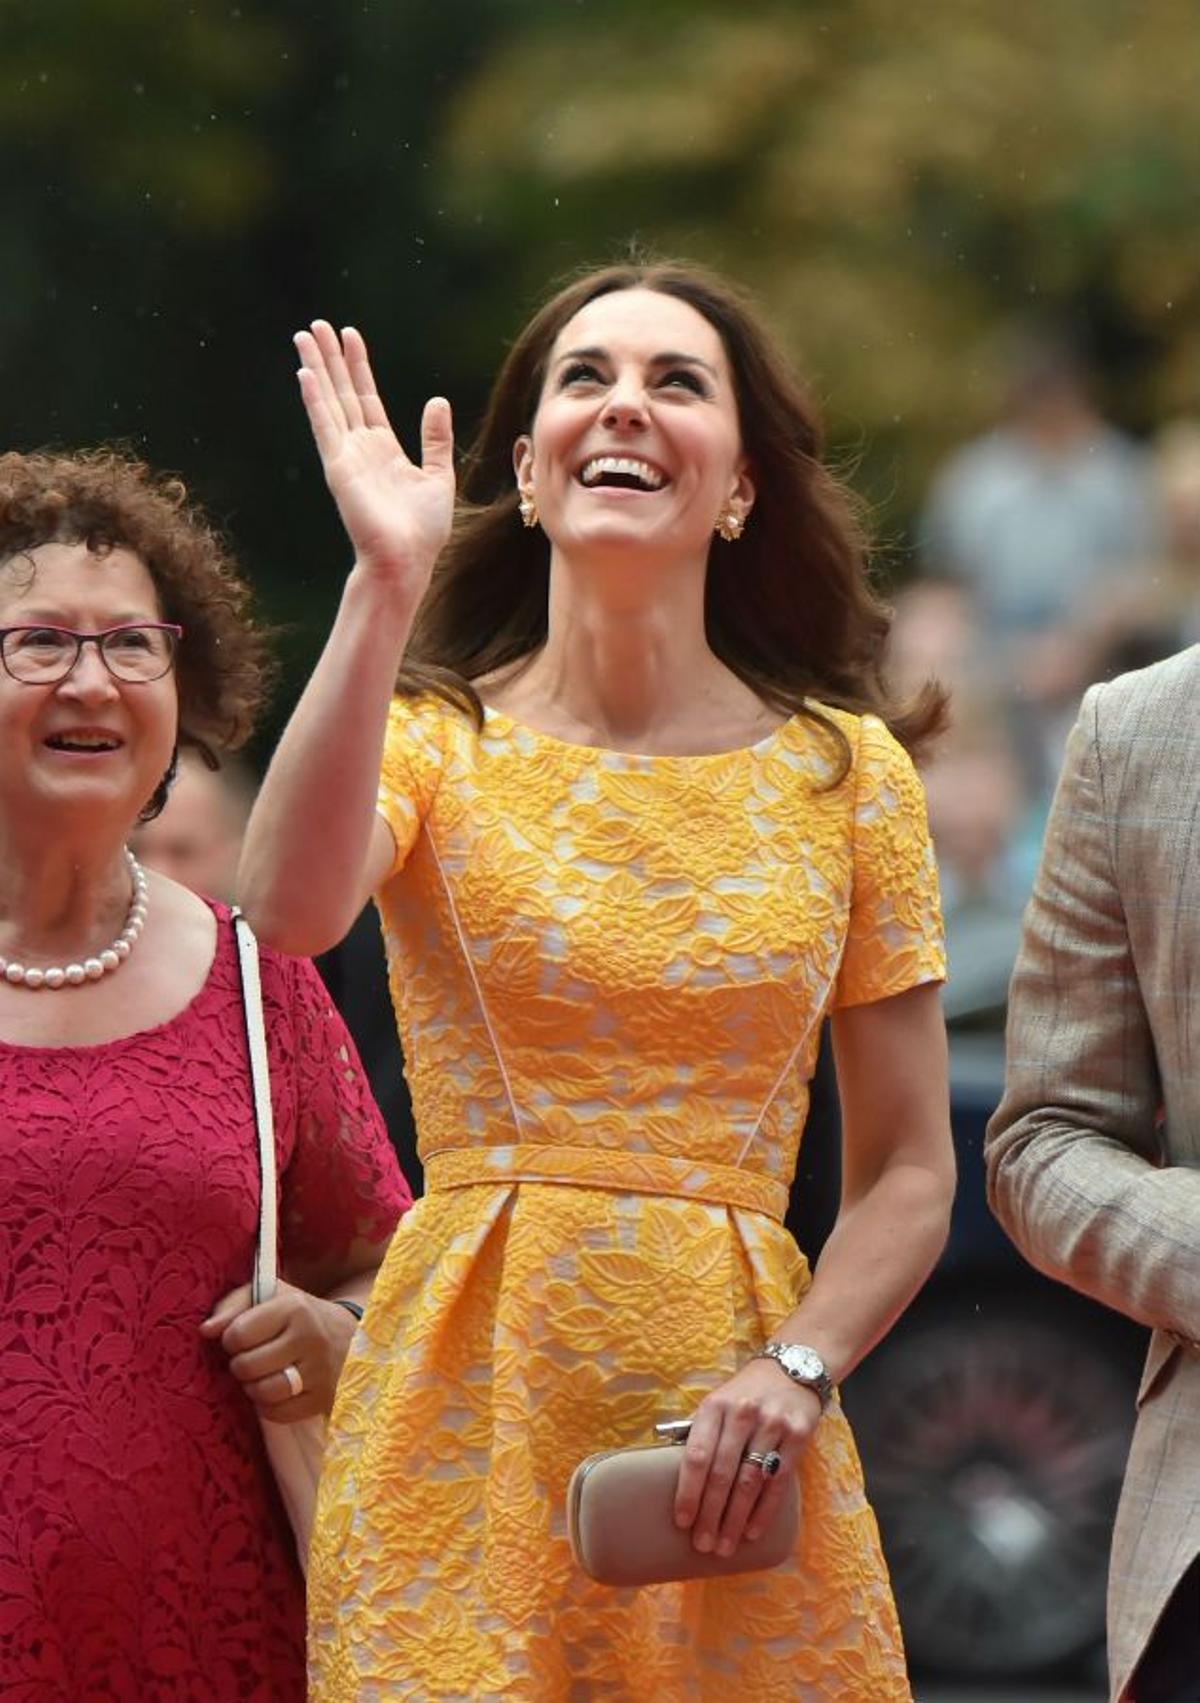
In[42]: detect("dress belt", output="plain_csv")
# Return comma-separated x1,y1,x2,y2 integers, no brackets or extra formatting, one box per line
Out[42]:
422,1143,789,1224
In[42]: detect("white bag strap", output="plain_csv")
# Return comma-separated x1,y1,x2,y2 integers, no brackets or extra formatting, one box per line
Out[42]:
231,907,278,1306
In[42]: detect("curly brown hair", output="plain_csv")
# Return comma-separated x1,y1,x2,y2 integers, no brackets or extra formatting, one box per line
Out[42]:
402,257,946,776
0,447,273,819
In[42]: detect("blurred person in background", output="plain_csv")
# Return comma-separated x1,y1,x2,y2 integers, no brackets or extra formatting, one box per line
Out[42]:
919,330,1161,798
239,258,956,1699
921,721,1031,918
0,449,409,1701
919,719,1031,1023
885,578,985,714
887,582,1034,1010
987,641,1200,1703
1144,419,1200,648
131,744,255,900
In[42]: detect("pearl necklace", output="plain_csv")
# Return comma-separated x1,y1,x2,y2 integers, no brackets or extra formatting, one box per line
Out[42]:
0,849,149,990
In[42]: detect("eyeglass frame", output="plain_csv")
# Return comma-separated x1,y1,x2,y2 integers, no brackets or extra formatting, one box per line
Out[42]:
0,622,184,685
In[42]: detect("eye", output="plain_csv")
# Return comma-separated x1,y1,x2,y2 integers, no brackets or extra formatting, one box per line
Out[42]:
107,626,154,652
13,627,69,651
559,361,605,389
658,368,708,396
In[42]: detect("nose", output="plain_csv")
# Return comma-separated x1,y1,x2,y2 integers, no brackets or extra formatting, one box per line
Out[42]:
601,370,649,431
57,639,119,699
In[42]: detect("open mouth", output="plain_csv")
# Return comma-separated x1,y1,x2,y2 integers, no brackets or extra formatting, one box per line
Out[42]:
45,732,123,754
577,456,668,492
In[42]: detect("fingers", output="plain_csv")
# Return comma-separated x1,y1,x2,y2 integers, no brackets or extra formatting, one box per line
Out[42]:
675,1390,814,1555
199,1282,254,1338
293,321,371,462
294,321,394,439
243,1357,329,1424
296,364,341,463
222,1312,312,1412
722,1426,799,1550
421,396,455,479
294,326,341,421
691,1399,760,1553
309,319,365,430
214,1291,291,1357
342,326,390,431
672,1407,717,1533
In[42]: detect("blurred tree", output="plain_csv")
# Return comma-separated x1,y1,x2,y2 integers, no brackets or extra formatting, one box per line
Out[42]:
0,0,504,749
437,0,1200,537
0,0,1195,699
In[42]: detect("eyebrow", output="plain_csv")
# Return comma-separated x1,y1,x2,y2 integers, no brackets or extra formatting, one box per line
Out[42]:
556,345,720,380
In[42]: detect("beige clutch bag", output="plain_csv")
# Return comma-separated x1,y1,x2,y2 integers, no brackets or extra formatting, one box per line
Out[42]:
567,1424,800,1587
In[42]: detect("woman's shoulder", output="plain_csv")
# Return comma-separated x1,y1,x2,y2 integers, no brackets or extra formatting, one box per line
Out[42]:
787,701,913,777
384,687,480,763
387,686,477,731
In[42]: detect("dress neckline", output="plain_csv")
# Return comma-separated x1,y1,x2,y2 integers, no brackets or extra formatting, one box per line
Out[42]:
0,897,228,1055
479,703,803,764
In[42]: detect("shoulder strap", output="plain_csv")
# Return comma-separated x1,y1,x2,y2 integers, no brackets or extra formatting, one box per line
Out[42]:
231,906,278,1305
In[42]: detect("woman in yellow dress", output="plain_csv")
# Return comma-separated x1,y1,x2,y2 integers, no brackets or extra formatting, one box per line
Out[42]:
240,259,955,1699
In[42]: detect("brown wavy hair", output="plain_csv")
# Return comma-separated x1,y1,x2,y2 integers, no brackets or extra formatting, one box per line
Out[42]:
0,447,274,819
401,257,946,774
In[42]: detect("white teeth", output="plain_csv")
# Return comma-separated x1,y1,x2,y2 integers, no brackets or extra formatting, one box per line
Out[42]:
579,456,666,490
50,734,119,751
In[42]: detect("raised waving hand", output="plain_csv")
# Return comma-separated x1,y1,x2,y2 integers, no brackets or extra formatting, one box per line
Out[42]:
295,321,455,606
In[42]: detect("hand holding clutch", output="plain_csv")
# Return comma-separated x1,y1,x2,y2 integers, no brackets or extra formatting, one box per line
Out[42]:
567,1422,800,1587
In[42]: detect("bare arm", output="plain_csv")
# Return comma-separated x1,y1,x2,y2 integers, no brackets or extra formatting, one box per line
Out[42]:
791,981,955,1373
237,322,455,952
675,982,953,1554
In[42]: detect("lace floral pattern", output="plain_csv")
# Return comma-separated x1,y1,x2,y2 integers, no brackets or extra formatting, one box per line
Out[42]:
0,905,408,1703
308,700,945,1700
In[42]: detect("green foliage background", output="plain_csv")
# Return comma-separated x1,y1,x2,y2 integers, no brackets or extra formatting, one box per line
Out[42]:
2,0,1196,751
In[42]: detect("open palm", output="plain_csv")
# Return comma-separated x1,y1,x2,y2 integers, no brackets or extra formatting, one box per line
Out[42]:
295,321,455,602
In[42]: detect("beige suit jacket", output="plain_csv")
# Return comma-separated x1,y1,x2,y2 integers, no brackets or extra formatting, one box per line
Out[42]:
986,645,1200,1703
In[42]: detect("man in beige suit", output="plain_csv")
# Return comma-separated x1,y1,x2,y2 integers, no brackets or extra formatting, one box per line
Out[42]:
987,644,1200,1703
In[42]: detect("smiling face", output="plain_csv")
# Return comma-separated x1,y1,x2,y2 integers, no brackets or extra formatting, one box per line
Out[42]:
514,288,755,569
0,540,178,833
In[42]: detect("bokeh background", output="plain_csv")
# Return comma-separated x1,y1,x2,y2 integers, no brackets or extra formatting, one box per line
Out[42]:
5,3,1199,1695
7,0,1198,728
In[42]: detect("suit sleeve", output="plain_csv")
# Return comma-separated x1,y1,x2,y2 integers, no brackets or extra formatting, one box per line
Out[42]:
986,683,1200,1339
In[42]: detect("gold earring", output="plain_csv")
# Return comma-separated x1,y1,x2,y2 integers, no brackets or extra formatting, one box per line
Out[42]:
715,503,744,542
518,489,539,529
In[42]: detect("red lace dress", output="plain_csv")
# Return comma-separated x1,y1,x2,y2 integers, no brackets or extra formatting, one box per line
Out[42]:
0,903,410,1703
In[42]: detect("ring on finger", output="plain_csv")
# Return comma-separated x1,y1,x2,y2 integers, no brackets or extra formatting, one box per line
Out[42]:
743,1448,782,1477
282,1363,304,1398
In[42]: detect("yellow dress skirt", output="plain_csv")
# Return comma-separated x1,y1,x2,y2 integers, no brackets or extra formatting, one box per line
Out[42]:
307,695,945,1700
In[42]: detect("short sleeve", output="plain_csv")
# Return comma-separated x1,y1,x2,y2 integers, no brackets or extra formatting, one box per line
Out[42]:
833,716,946,1009
376,694,450,878
268,951,412,1270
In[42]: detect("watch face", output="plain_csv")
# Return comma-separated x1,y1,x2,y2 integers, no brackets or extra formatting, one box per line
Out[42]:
778,1345,825,1382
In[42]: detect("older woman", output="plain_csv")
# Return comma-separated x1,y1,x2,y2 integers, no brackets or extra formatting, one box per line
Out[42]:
240,260,956,1699
0,450,409,1701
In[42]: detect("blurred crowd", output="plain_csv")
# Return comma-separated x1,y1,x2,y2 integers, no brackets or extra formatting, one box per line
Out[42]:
890,332,1200,1018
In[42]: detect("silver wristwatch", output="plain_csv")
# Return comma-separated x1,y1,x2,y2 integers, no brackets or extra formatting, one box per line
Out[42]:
758,1341,835,1408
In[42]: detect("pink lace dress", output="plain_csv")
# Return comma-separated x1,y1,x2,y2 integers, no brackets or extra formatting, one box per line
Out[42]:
0,903,409,1702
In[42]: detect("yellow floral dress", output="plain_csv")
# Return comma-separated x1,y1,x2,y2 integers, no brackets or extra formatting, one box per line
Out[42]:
307,695,945,1701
